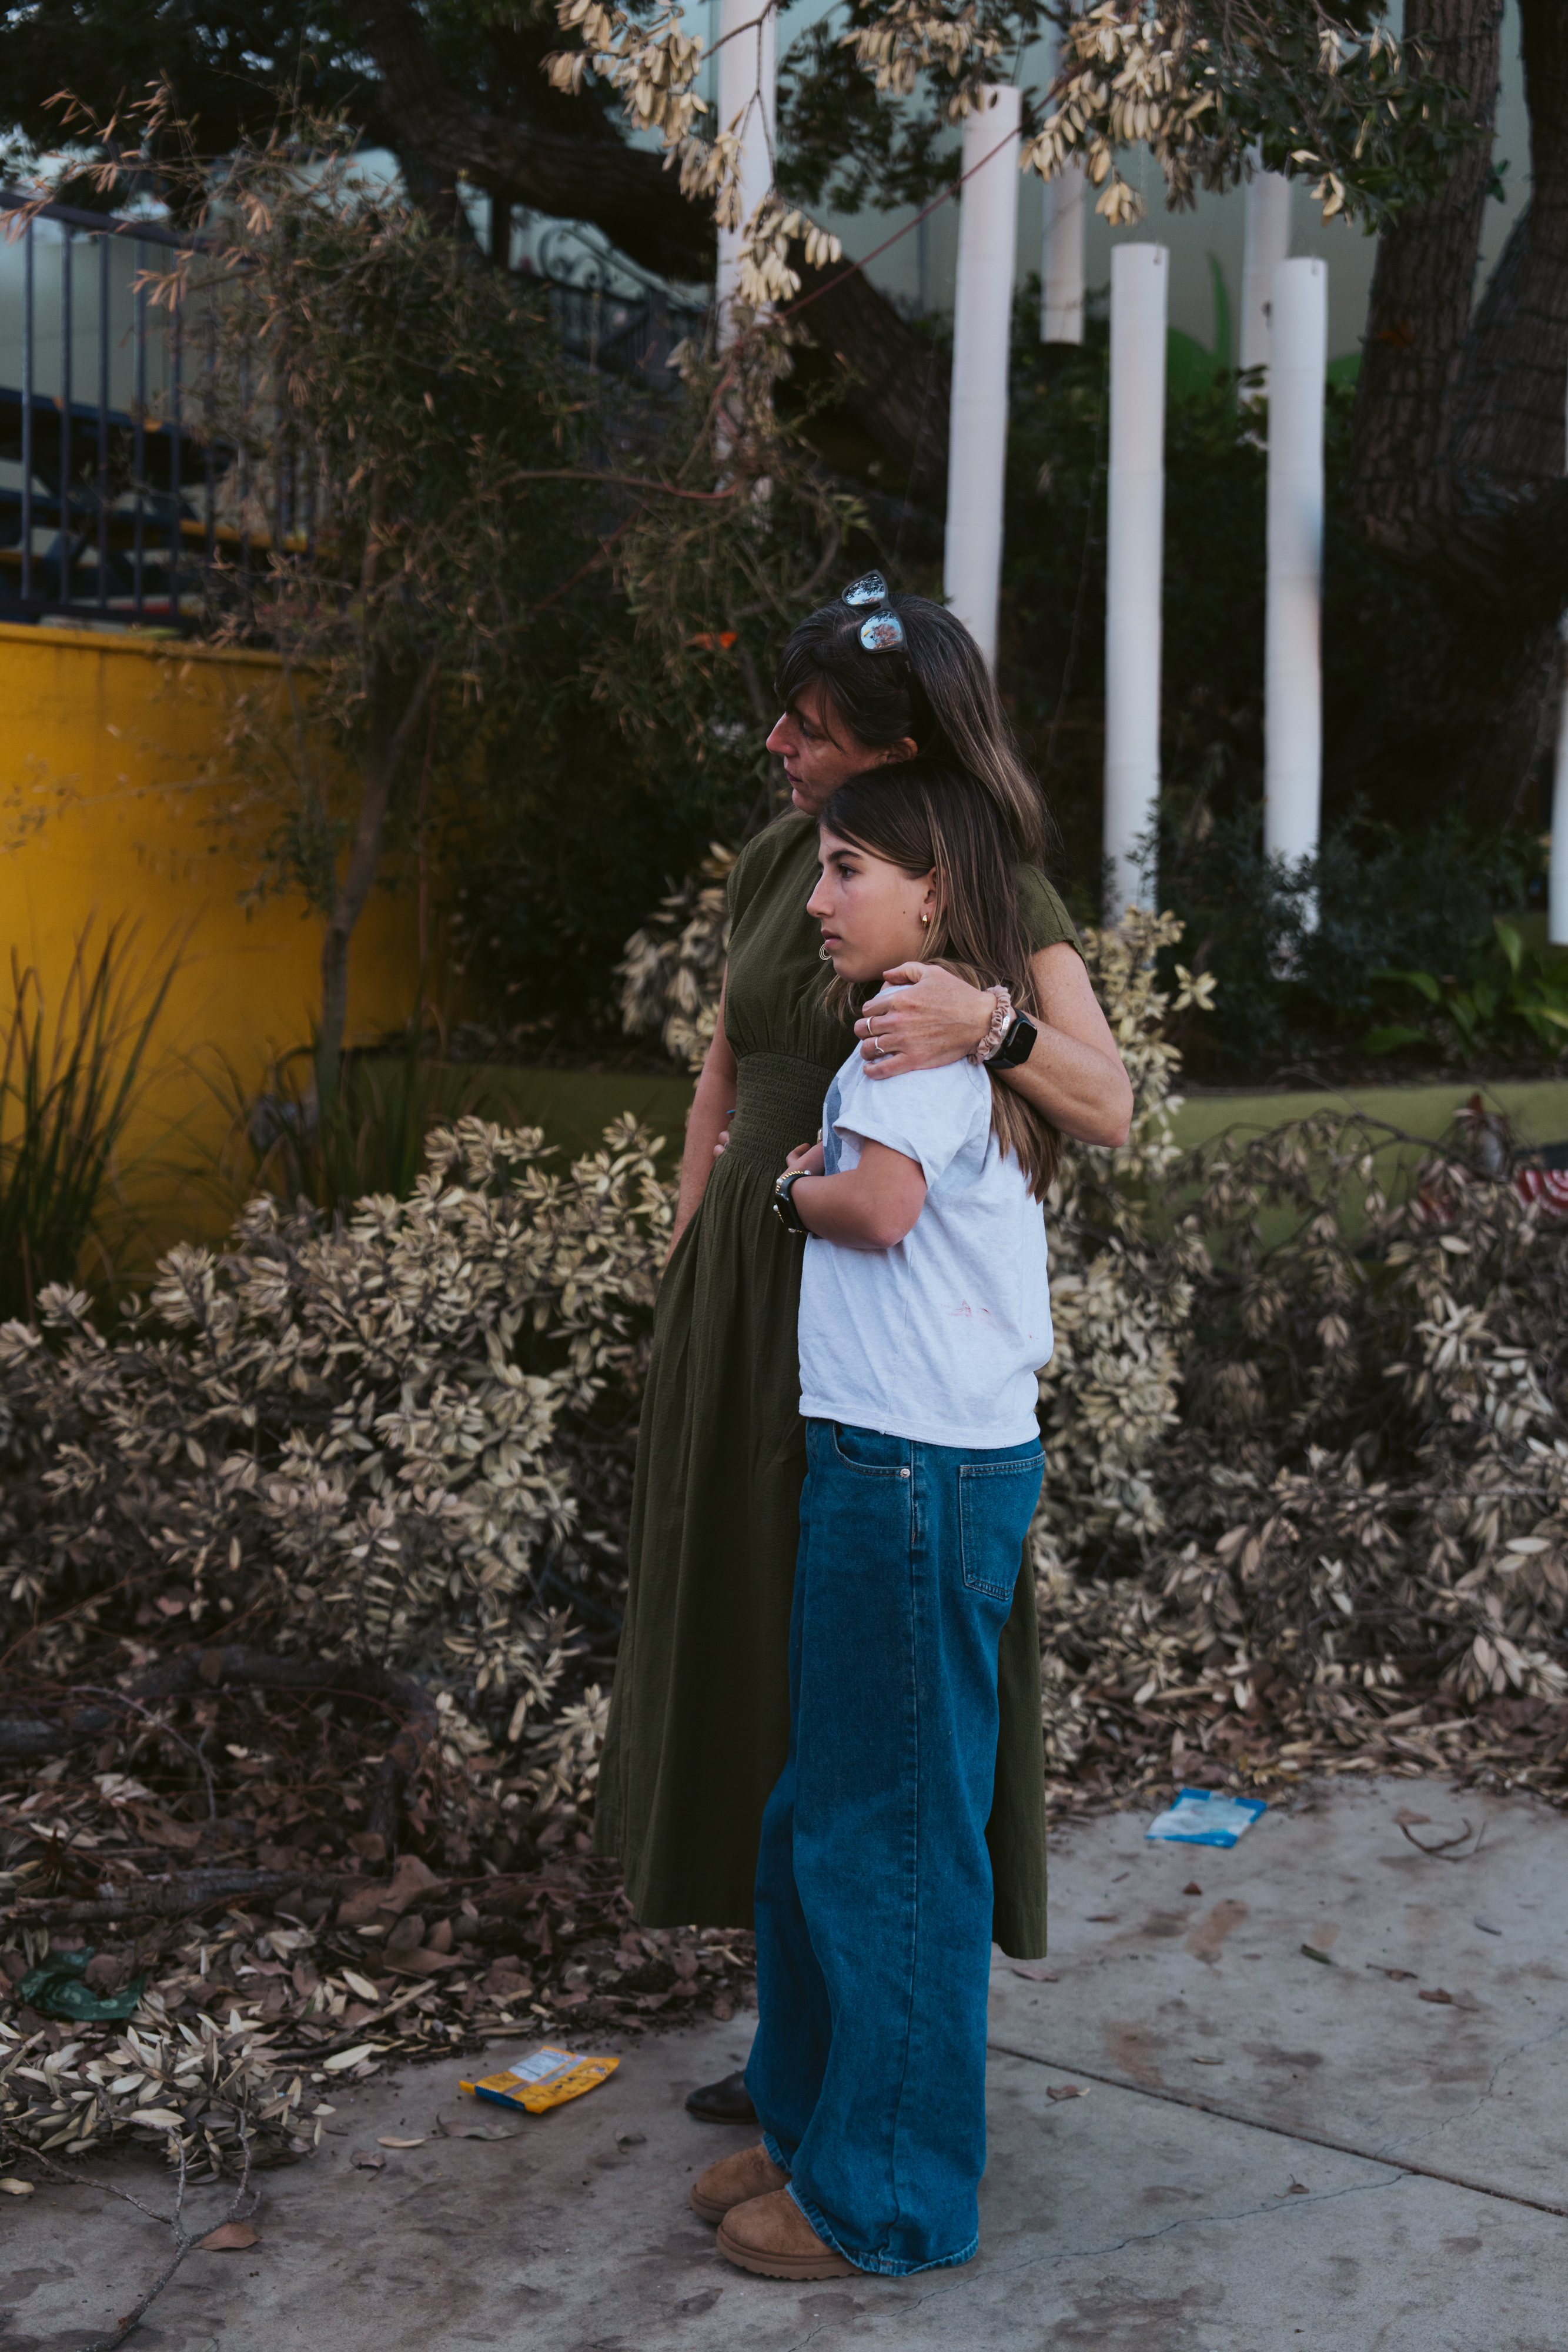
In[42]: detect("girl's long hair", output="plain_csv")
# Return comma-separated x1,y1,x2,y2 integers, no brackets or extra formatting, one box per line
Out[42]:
776,588,1056,870
820,762,1059,1199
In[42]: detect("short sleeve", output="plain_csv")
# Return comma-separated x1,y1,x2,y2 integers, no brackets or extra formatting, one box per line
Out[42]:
1018,867,1083,960
832,1054,986,1189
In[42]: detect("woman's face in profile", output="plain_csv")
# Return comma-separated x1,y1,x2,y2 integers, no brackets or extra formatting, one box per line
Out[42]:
766,680,915,816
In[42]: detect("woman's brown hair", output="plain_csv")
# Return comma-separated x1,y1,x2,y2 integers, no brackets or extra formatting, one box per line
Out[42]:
819,761,1059,1199
775,589,1055,870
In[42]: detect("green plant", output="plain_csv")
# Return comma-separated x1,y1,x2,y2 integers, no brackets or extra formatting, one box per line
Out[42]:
0,922,180,1322
1149,806,1543,1080
232,1009,490,1215
1366,917,1568,1062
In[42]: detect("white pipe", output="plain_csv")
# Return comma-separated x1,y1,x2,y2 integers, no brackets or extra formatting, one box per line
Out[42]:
716,0,777,345
1041,166,1085,344
1240,166,1291,391
1552,633,1568,944
1553,364,1568,948
1103,242,1168,920
1263,256,1328,891
1039,28,1084,344
944,85,1022,672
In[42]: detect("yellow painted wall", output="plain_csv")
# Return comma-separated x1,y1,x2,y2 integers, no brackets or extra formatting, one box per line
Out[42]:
0,622,420,1252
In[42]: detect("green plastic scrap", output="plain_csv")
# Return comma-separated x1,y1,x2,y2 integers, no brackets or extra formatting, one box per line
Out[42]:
15,1947,148,2024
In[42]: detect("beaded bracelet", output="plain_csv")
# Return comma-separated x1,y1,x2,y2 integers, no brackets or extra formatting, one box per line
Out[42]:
969,985,1013,1064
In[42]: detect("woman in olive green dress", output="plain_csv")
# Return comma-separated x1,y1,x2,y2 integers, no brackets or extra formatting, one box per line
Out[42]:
594,581,1132,1984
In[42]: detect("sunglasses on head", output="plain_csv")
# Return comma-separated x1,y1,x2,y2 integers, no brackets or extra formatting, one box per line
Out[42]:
841,570,905,654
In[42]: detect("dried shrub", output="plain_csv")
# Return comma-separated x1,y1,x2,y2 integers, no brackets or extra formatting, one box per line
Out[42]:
616,844,734,1073
0,1114,670,1794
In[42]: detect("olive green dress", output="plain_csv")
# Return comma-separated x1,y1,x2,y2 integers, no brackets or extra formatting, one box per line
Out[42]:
593,809,1080,1955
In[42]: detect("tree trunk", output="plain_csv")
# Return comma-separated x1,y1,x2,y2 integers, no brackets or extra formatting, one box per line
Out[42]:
1339,0,1568,828
1346,0,1505,560
316,651,439,1114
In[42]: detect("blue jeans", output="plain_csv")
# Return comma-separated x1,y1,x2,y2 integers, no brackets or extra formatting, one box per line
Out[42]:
745,1417,1045,2276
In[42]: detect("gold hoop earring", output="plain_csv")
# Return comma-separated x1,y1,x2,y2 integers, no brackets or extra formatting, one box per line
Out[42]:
920,913,931,928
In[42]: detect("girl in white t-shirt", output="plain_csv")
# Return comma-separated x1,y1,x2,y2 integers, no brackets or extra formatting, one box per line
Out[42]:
691,761,1064,2282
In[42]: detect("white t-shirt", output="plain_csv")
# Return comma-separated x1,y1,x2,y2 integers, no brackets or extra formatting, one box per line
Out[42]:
797,1037,1053,1450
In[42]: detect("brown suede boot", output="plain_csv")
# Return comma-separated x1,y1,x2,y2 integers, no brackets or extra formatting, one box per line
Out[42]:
689,2141,790,2224
716,2188,855,2280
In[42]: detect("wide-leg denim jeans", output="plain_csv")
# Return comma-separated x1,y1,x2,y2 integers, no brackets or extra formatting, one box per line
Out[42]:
745,1416,1044,2276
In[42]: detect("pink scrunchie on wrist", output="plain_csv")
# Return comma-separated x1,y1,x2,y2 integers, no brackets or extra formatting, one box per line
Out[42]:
969,986,1013,1064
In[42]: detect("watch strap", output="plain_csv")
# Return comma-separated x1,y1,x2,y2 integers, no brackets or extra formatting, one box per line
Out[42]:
989,1014,1038,1072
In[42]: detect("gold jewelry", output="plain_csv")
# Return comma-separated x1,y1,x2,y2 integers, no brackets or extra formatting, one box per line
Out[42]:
921,912,930,927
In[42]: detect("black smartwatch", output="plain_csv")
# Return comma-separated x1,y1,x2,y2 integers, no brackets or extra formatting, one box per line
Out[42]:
989,1013,1038,1071
773,1169,810,1236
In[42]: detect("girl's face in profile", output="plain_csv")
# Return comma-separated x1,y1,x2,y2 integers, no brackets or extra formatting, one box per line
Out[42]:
808,826,937,984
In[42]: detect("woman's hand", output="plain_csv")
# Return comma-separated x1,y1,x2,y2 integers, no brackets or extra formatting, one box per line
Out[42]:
854,962,992,1078
784,1140,826,1176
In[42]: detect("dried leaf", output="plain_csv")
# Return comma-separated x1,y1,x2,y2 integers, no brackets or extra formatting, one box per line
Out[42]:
0,2177,36,2196
376,2135,426,2148
199,2222,259,2251
323,2043,381,2072
1046,2084,1090,2102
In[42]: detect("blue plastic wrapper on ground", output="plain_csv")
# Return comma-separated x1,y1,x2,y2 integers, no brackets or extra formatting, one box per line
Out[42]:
1144,1789,1268,1848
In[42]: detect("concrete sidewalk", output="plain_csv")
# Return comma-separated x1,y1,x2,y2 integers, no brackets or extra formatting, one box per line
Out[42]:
6,1775,1566,2350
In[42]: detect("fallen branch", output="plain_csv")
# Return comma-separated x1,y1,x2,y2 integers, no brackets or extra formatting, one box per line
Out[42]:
0,1647,439,1848
24,2118,258,2352
4,1867,356,1927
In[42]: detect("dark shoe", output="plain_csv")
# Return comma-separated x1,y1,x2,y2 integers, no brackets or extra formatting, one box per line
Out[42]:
717,2189,855,2280
690,2141,789,2223
684,2068,757,2124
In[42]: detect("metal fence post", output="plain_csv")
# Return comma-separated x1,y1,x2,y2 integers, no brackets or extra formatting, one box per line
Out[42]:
96,230,109,612
60,230,72,607
21,216,32,605
133,239,146,612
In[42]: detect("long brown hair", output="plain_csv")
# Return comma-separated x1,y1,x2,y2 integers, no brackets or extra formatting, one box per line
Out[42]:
776,589,1055,870
820,762,1059,1198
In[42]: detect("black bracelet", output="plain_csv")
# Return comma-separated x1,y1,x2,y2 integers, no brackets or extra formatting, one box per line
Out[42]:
989,1013,1038,1071
773,1170,810,1236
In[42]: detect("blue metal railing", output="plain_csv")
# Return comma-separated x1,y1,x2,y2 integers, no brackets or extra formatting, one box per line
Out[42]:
0,191,214,626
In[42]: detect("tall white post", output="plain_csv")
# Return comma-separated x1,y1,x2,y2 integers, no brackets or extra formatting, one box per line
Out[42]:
944,85,1022,671
1263,257,1328,888
1041,166,1085,343
716,0,777,345
1103,242,1168,919
1039,29,1084,344
1552,637,1568,942
1240,166,1291,389
1552,364,1568,947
